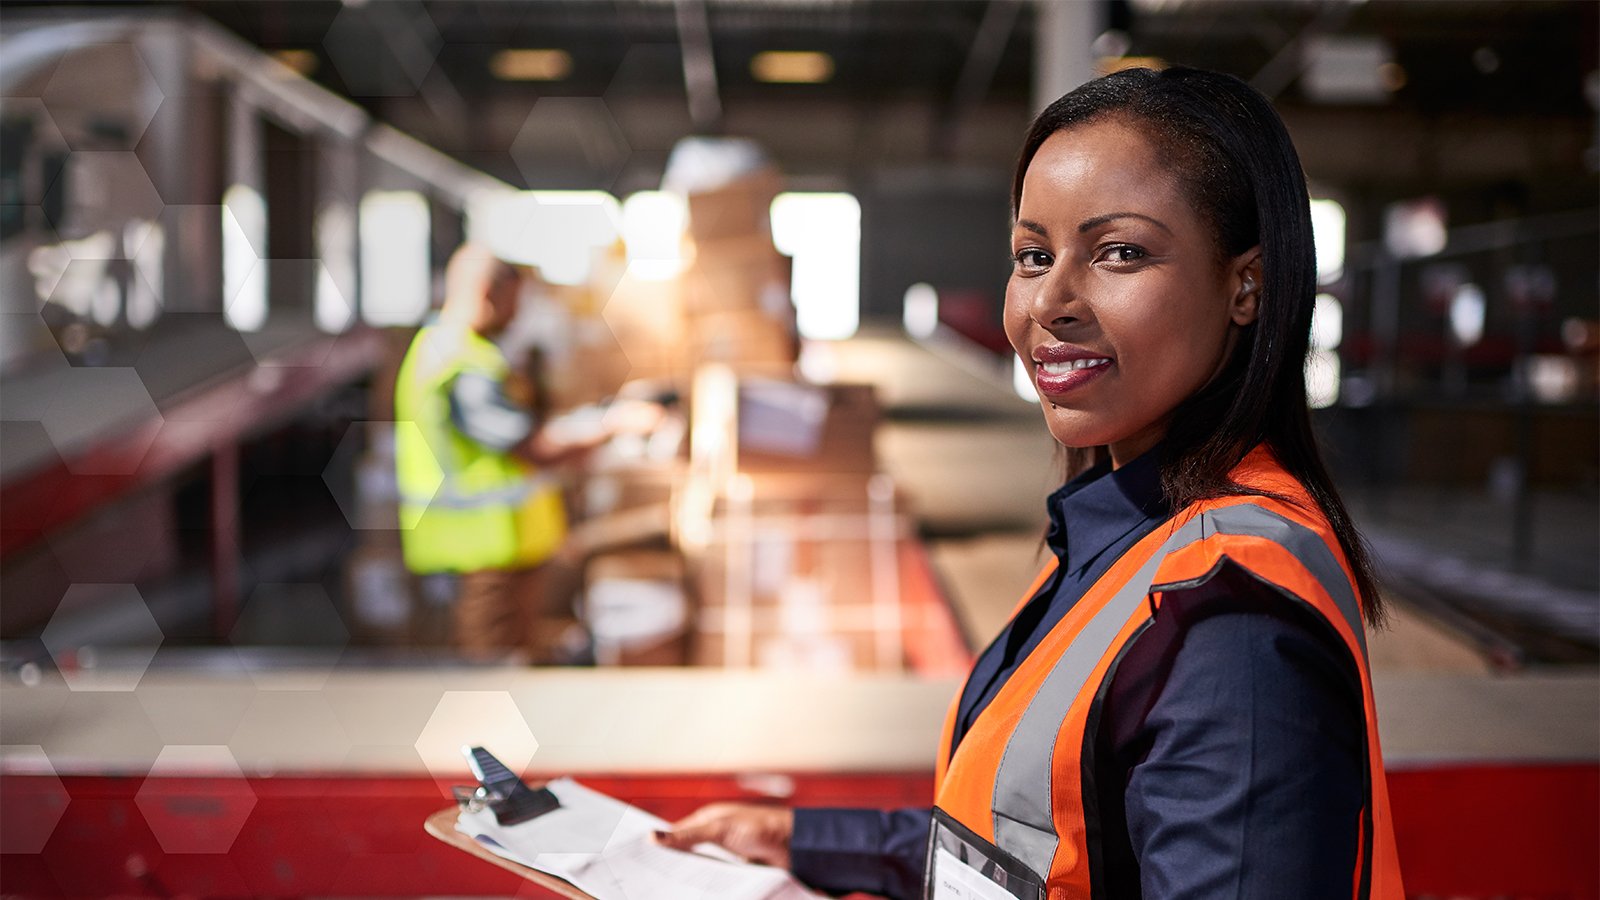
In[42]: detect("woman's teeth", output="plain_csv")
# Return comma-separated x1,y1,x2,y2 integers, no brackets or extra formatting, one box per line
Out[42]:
1038,358,1110,375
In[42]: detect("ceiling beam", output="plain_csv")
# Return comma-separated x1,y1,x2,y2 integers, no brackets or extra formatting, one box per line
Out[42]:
675,0,722,131
937,0,1024,157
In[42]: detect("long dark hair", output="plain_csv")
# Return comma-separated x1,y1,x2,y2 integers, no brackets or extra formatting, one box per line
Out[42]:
1013,67,1385,627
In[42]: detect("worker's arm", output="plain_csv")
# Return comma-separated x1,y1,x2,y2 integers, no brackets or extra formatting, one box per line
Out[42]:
788,806,931,900
515,426,608,467
449,373,657,466
517,398,666,466
1108,588,1364,896
654,803,930,900
447,371,535,451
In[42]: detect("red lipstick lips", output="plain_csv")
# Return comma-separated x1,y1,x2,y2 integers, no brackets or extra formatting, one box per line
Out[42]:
1032,344,1113,396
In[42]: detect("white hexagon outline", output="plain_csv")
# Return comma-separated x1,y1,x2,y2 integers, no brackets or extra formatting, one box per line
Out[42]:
133,744,257,855
39,150,166,257
39,583,163,692
133,673,257,747
413,691,537,793
322,420,443,532
321,0,442,98
23,365,165,477
40,257,165,366
233,258,349,368
0,744,71,855
226,689,353,779
509,96,632,192
41,41,164,150
228,582,350,691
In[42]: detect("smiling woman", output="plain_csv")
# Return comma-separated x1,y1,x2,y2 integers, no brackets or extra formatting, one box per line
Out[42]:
1006,117,1261,466
656,67,1404,900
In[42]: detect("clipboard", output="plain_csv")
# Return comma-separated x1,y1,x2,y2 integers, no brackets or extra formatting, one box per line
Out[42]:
427,747,821,900
424,806,594,899
424,745,594,899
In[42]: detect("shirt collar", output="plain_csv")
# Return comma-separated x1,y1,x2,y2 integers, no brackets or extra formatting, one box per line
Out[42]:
1044,446,1171,574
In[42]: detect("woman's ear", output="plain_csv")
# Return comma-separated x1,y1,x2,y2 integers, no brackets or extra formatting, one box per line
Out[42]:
1230,247,1263,326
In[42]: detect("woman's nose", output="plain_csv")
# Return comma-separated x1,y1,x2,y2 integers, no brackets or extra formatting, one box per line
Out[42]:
1030,270,1083,328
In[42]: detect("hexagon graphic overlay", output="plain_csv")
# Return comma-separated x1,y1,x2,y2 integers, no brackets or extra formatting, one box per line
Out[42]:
40,583,163,691
134,745,256,854
0,745,70,855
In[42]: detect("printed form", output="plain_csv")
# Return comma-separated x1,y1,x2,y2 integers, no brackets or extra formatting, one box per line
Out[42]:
455,777,820,900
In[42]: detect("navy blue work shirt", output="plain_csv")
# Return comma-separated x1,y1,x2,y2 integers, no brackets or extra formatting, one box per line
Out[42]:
789,448,1364,899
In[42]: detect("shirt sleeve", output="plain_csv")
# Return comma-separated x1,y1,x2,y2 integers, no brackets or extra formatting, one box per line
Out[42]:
447,370,534,452
1119,603,1365,898
789,806,931,900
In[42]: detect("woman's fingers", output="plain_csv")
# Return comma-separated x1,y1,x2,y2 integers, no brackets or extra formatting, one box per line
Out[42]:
653,803,794,869
653,806,728,850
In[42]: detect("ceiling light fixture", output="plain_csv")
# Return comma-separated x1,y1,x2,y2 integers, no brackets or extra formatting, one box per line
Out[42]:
272,49,319,77
751,51,834,84
1378,62,1407,92
490,49,574,82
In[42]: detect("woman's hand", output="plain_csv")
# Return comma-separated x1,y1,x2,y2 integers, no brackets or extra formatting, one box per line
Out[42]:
652,803,795,869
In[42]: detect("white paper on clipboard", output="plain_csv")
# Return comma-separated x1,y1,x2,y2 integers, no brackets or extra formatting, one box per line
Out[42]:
455,777,820,900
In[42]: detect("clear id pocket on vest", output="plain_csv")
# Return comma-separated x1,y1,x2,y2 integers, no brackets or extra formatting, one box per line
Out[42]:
924,806,1046,900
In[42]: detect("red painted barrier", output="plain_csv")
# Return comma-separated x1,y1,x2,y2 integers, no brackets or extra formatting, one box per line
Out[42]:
2,765,1595,897
1387,764,1600,899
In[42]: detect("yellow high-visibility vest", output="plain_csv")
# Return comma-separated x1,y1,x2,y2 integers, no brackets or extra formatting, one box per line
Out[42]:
393,322,566,573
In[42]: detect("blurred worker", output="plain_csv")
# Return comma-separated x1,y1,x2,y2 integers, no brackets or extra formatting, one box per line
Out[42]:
394,243,599,660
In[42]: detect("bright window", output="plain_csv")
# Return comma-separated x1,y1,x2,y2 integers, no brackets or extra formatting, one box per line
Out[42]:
1309,198,1346,286
1311,293,1343,352
316,203,357,333
902,282,938,339
222,184,268,332
621,191,688,281
470,191,621,287
1307,350,1341,409
770,192,860,341
359,191,432,326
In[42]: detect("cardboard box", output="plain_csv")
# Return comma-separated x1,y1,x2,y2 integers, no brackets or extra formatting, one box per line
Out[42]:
568,502,674,557
685,169,782,243
689,474,907,671
686,310,798,375
600,269,688,382
683,236,793,318
585,550,690,666
562,340,634,406
736,380,879,476
582,464,681,518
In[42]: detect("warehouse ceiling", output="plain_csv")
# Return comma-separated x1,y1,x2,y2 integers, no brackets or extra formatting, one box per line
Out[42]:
5,0,1596,193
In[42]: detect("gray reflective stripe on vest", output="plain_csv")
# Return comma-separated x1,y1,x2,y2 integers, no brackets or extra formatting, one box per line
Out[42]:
1202,504,1367,658
400,475,553,511
988,503,1367,880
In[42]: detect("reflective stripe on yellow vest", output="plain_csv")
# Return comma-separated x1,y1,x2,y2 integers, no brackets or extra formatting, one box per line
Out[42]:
394,322,566,573
931,448,1404,899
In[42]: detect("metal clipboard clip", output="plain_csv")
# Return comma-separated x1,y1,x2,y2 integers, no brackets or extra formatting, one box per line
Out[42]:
452,745,561,827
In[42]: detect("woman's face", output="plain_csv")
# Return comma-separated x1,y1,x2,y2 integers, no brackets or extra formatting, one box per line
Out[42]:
1005,117,1260,468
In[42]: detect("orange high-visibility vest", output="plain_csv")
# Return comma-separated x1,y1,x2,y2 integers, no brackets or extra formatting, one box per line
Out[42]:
931,446,1404,899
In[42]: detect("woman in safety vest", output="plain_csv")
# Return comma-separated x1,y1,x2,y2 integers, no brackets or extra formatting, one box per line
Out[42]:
656,66,1404,899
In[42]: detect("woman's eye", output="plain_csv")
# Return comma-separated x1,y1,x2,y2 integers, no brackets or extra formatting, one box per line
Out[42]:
1099,245,1146,263
1014,249,1052,269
